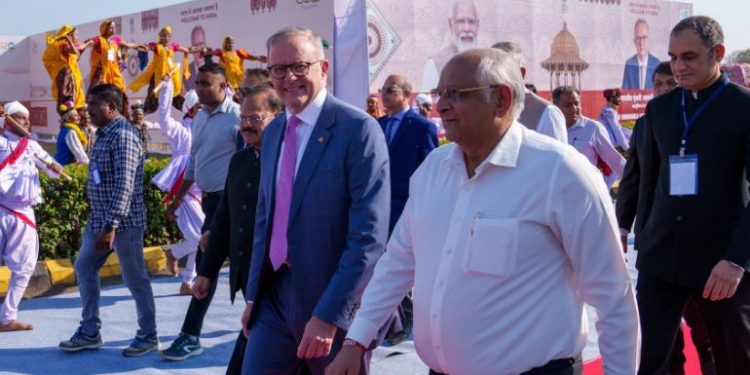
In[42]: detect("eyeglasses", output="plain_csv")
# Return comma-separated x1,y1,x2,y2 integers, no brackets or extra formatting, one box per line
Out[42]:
432,85,499,103
240,114,270,127
379,86,402,95
267,60,322,80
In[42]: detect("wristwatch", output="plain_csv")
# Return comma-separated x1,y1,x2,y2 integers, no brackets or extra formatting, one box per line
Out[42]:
343,338,365,350
103,223,115,232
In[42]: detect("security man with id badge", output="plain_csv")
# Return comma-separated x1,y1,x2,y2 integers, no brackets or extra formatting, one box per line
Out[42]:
634,16,750,374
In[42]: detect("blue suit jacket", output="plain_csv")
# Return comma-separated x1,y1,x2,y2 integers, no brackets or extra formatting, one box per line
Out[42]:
246,93,391,331
622,53,661,90
378,109,438,232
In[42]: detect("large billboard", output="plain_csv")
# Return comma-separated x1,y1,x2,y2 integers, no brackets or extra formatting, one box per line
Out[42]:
367,0,693,122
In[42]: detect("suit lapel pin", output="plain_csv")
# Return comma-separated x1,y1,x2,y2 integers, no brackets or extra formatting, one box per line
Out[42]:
317,136,324,143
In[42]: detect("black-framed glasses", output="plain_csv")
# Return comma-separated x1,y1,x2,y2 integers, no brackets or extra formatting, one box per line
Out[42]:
240,114,270,127
432,85,499,103
267,60,322,79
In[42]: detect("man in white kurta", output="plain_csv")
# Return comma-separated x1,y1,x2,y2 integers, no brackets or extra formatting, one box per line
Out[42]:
0,101,62,332
327,49,639,375
153,81,204,294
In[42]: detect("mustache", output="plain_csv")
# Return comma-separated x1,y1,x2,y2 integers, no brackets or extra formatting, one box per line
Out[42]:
240,127,258,134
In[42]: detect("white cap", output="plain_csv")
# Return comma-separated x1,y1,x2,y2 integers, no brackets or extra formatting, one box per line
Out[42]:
182,90,199,113
415,93,432,106
0,101,29,129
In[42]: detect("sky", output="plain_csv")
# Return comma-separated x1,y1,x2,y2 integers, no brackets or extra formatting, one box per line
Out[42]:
0,0,746,53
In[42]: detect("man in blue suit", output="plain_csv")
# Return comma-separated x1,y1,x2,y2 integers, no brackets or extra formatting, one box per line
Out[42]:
378,75,438,345
240,27,390,374
379,74,439,233
622,19,661,90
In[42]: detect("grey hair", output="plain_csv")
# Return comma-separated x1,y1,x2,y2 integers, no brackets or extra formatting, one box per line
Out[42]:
551,85,579,105
671,16,723,51
474,49,525,121
450,0,478,19
491,41,526,68
266,27,325,59
634,18,649,32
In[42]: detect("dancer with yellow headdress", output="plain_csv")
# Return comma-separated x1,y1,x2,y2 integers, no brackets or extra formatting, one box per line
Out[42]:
206,36,267,90
42,25,92,110
87,20,143,93
128,26,201,114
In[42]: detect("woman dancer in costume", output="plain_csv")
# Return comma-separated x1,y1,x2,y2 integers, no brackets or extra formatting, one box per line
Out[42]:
42,25,92,110
128,26,201,114
206,36,267,90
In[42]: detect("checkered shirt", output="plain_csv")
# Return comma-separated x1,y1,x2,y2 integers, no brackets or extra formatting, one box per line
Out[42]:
87,116,146,232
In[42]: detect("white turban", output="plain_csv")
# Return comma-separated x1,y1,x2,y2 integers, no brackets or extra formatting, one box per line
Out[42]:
415,93,432,106
0,101,29,129
5,101,29,117
182,90,199,113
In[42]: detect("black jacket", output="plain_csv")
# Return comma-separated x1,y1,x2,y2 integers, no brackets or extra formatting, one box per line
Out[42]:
616,116,646,247
198,147,260,303
636,76,750,287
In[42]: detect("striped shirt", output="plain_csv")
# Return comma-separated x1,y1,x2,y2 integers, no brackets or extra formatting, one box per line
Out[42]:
87,116,146,232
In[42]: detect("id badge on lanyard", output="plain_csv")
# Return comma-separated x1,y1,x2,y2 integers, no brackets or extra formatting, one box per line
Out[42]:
669,154,698,196
90,164,102,185
670,79,729,196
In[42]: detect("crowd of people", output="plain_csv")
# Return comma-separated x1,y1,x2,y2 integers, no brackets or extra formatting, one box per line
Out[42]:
0,11,749,375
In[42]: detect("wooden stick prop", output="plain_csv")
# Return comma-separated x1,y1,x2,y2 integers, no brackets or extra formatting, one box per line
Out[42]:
34,153,73,181
3,114,73,181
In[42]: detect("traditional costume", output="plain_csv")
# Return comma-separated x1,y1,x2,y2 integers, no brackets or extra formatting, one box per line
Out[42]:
54,102,89,165
0,102,61,331
42,25,86,109
88,20,126,93
212,37,263,89
152,80,203,290
128,26,190,114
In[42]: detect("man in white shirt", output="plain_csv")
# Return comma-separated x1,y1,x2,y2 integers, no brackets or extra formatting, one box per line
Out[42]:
327,48,639,375
492,41,567,143
553,85,626,186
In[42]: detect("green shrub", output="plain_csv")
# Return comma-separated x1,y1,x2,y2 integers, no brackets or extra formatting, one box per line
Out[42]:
36,158,182,260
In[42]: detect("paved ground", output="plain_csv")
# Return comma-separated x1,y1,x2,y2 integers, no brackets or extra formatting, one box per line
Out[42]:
0,242,638,375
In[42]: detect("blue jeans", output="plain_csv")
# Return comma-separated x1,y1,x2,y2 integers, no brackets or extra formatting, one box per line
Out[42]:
74,225,156,337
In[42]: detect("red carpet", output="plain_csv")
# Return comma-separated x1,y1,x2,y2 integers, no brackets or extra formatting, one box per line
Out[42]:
583,325,702,374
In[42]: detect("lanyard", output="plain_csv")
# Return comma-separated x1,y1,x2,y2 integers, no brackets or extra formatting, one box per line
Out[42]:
680,78,729,155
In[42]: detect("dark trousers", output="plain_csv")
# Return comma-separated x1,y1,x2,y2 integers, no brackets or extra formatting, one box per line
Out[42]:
241,266,371,375
668,297,716,375
429,355,582,375
180,192,222,337
637,275,750,375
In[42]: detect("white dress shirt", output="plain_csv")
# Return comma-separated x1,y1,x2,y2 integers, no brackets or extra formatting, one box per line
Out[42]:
277,88,327,180
535,105,568,143
568,116,626,178
346,123,639,375
638,56,647,90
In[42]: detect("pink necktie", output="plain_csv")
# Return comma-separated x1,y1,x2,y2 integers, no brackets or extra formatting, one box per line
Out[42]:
269,115,300,270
